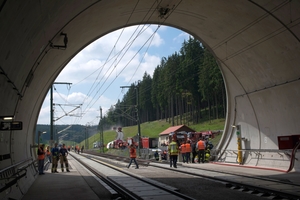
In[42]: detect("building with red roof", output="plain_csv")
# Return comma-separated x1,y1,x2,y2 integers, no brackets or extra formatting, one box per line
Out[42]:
158,125,196,149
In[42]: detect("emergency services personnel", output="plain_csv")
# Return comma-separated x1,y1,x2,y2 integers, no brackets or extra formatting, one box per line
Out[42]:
127,144,139,169
196,138,206,163
179,141,187,163
168,138,179,168
51,143,60,173
59,144,70,172
185,140,192,163
37,144,46,175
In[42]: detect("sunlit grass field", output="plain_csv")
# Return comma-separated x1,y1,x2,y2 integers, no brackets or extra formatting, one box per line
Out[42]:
61,118,225,151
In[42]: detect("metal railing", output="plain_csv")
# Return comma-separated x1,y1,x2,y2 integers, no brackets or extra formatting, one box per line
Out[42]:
211,147,299,172
0,158,36,193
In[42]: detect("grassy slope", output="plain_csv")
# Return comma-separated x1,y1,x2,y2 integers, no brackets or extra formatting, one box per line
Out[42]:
62,118,225,150
70,118,225,148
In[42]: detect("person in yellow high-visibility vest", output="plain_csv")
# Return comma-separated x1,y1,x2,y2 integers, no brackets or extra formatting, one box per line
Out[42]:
168,138,179,168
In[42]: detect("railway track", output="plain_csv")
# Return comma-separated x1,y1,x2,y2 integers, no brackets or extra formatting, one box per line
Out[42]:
83,151,300,200
70,152,196,200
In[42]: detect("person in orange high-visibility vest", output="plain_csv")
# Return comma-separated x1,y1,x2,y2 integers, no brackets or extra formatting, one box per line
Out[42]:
179,141,187,163
127,144,139,169
185,140,192,163
196,138,206,163
37,144,46,175
46,146,51,163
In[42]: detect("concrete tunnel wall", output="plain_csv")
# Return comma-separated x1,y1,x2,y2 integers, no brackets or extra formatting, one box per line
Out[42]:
1,0,300,198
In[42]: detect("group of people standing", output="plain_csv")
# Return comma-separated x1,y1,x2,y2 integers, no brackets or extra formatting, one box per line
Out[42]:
37,143,70,175
166,137,213,168
74,145,84,154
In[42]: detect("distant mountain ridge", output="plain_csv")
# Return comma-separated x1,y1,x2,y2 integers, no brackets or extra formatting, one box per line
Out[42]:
35,124,98,143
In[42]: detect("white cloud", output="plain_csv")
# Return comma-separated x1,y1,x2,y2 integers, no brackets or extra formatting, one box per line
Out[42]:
173,32,190,43
39,25,186,125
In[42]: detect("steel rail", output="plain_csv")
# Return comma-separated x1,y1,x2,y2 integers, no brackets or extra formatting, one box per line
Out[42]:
85,151,300,200
70,153,139,200
71,152,196,200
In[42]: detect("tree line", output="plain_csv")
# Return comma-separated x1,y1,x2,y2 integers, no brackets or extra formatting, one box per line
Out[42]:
99,37,226,131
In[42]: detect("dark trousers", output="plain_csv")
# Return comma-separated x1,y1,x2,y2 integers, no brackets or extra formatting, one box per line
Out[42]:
38,159,44,174
181,153,187,163
192,151,197,163
186,152,191,163
198,149,205,163
170,155,178,168
128,158,139,168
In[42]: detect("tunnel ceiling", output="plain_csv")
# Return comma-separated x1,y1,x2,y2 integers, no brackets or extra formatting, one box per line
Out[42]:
1,0,300,161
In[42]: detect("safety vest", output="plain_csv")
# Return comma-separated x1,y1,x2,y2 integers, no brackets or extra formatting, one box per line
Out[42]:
197,140,205,150
168,141,179,155
180,143,187,153
185,143,191,152
37,147,45,160
129,146,136,158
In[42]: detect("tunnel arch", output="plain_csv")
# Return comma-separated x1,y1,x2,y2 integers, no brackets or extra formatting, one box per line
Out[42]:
1,0,300,198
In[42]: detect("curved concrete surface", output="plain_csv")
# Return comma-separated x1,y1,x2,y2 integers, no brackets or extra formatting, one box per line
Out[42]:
1,1,300,198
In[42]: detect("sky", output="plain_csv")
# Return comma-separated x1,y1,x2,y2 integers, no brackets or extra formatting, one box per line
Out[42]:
37,25,190,126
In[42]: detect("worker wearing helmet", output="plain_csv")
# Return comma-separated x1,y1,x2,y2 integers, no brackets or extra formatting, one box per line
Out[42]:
51,143,60,173
127,144,139,169
168,138,179,168
196,138,206,163
185,140,192,163
179,141,187,163
59,144,70,172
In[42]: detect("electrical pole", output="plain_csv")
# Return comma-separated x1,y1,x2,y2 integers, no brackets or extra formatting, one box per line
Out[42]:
136,83,141,157
50,82,72,147
100,107,104,153
120,83,141,156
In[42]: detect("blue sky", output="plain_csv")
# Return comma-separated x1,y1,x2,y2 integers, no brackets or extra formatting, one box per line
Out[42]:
37,25,190,125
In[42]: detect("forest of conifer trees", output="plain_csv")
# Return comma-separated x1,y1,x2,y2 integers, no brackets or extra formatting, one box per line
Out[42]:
99,37,226,131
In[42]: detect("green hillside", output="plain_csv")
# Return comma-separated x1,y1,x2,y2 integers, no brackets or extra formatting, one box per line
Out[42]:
65,118,225,151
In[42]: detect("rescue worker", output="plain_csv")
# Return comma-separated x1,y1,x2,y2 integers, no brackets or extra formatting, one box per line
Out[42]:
196,138,206,163
51,143,60,173
59,143,70,172
179,141,187,163
127,144,139,169
37,144,46,175
168,138,179,168
185,140,192,163
205,148,211,162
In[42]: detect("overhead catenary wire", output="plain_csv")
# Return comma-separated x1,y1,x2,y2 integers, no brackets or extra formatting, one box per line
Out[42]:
80,0,161,110
82,1,182,117
79,1,166,119
56,0,183,124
